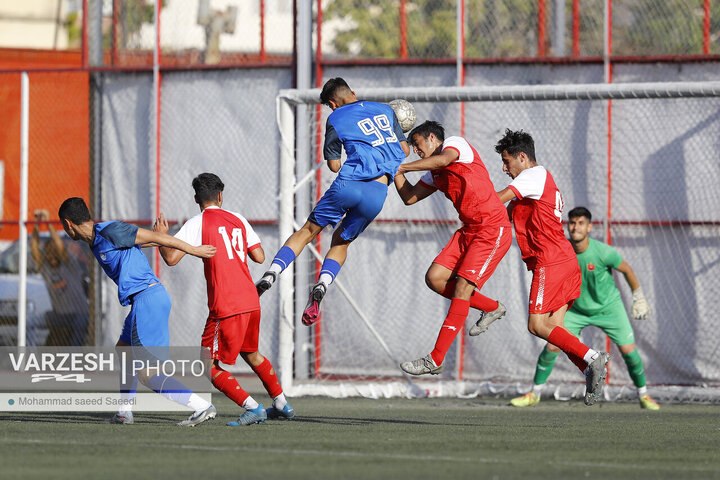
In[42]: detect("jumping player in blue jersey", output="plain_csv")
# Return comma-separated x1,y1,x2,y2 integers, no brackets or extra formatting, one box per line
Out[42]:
257,77,410,325
58,197,218,427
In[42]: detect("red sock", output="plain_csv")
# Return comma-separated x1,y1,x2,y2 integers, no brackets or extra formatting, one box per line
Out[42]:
211,366,250,407
251,358,283,398
430,298,470,366
440,280,498,312
547,326,590,373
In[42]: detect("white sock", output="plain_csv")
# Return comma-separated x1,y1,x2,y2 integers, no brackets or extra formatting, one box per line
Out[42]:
273,393,288,410
531,384,545,395
242,396,260,410
318,273,333,287
188,393,211,412
267,264,282,277
637,386,647,397
583,349,599,364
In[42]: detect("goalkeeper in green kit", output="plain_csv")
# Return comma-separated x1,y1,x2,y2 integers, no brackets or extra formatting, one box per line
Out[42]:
511,206,659,410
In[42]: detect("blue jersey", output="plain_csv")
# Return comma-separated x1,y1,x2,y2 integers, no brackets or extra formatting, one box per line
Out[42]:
324,101,407,181
91,221,160,306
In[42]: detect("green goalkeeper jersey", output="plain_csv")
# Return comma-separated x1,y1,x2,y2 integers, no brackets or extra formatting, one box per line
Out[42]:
570,237,623,316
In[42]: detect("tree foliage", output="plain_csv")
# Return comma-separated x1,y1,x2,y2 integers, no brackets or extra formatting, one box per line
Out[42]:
323,0,719,59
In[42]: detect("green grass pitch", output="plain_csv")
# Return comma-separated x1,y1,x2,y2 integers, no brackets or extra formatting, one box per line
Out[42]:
1,395,719,480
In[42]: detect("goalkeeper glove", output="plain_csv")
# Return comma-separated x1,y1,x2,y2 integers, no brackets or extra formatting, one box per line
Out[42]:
631,287,650,320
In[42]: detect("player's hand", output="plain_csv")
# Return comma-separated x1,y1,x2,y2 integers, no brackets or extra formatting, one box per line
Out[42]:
396,164,407,175
194,245,216,258
33,209,49,222
631,288,650,320
153,213,169,234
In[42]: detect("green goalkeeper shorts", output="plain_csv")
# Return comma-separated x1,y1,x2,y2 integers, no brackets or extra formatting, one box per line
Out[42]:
565,301,635,346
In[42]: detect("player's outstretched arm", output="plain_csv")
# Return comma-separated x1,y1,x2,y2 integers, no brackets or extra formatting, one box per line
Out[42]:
135,227,216,260
616,260,650,319
398,148,457,173
393,171,435,205
152,213,186,266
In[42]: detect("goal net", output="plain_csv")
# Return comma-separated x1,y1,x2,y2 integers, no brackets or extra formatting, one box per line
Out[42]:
275,81,720,403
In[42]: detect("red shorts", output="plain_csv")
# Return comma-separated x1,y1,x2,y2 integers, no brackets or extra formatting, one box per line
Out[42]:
201,310,261,365
528,258,581,315
434,225,511,288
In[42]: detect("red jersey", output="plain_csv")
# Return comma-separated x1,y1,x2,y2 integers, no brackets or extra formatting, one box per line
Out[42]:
507,166,576,270
418,136,510,228
175,206,261,319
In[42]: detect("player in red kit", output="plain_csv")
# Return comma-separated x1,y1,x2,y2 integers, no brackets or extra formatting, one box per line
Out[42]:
393,121,512,375
155,173,294,425
494,129,609,405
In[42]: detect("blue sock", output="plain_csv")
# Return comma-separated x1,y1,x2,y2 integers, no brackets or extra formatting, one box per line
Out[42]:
318,259,342,286
271,246,297,273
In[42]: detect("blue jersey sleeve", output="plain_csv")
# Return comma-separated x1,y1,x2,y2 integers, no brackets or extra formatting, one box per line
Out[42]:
98,222,139,249
323,119,343,160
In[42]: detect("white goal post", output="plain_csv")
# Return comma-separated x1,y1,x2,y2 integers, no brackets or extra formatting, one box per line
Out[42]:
275,81,720,402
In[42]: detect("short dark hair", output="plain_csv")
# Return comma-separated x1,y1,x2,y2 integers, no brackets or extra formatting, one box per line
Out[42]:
494,128,536,161
320,77,351,106
192,173,225,204
568,206,592,221
408,120,445,145
58,197,91,224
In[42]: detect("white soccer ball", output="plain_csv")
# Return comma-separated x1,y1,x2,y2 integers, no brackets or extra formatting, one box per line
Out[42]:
389,99,417,133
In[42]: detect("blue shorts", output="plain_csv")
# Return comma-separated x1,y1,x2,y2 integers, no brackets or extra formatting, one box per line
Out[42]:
119,284,171,348
308,178,388,241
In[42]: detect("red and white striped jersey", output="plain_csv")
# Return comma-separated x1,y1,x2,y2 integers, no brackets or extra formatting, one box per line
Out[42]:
418,136,510,228
507,166,576,270
175,206,261,319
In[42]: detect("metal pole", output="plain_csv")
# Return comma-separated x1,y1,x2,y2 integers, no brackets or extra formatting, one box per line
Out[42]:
277,96,296,391
153,0,162,275
293,0,313,380
18,72,29,347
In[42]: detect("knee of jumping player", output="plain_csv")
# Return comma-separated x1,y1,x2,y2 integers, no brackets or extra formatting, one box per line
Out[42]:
424,267,448,293
527,316,545,337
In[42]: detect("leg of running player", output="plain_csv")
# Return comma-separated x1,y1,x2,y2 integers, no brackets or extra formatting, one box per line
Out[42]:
110,339,137,424
239,351,294,419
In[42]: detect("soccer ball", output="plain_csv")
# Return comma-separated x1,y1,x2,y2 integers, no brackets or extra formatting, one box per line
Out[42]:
389,99,417,133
